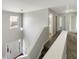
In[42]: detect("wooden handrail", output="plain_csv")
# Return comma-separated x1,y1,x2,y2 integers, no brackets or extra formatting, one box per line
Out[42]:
14,53,23,59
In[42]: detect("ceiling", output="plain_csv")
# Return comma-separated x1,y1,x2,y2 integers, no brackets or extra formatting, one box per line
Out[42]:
51,5,77,14
2,0,77,13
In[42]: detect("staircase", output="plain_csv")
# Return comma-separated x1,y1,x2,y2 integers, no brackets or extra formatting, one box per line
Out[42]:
38,30,61,59
67,32,77,59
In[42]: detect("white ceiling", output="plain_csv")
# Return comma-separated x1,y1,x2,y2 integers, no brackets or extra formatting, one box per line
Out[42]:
2,0,77,13
51,5,77,13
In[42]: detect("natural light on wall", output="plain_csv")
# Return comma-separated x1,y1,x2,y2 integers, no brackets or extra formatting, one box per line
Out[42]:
69,15,72,31
59,16,62,28
10,16,19,29
49,13,53,36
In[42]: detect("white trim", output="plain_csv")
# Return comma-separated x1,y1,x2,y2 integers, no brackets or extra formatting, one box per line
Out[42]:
43,31,68,59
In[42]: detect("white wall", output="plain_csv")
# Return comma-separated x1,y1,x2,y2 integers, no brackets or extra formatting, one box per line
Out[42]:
2,11,22,58
29,27,49,59
23,9,48,55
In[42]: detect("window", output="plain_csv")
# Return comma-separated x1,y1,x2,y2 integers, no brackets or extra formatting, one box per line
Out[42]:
10,16,19,29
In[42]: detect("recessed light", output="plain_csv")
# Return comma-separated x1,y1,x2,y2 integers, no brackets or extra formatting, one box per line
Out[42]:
20,27,23,31
64,9,76,13
18,39,21,42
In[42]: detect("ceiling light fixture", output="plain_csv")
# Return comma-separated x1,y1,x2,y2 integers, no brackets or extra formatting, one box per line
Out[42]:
64,9,76,13
49,13,53,18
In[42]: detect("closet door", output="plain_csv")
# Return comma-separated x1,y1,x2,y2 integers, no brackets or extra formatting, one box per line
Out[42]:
71,15,77,32
64,14,77,32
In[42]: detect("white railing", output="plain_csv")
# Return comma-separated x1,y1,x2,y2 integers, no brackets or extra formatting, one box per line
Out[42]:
43,31,68,59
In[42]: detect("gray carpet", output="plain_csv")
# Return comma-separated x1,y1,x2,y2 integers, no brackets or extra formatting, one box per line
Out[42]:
67,32,77,59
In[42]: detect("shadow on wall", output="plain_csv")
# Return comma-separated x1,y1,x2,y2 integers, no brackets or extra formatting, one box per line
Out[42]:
29,27,49,59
